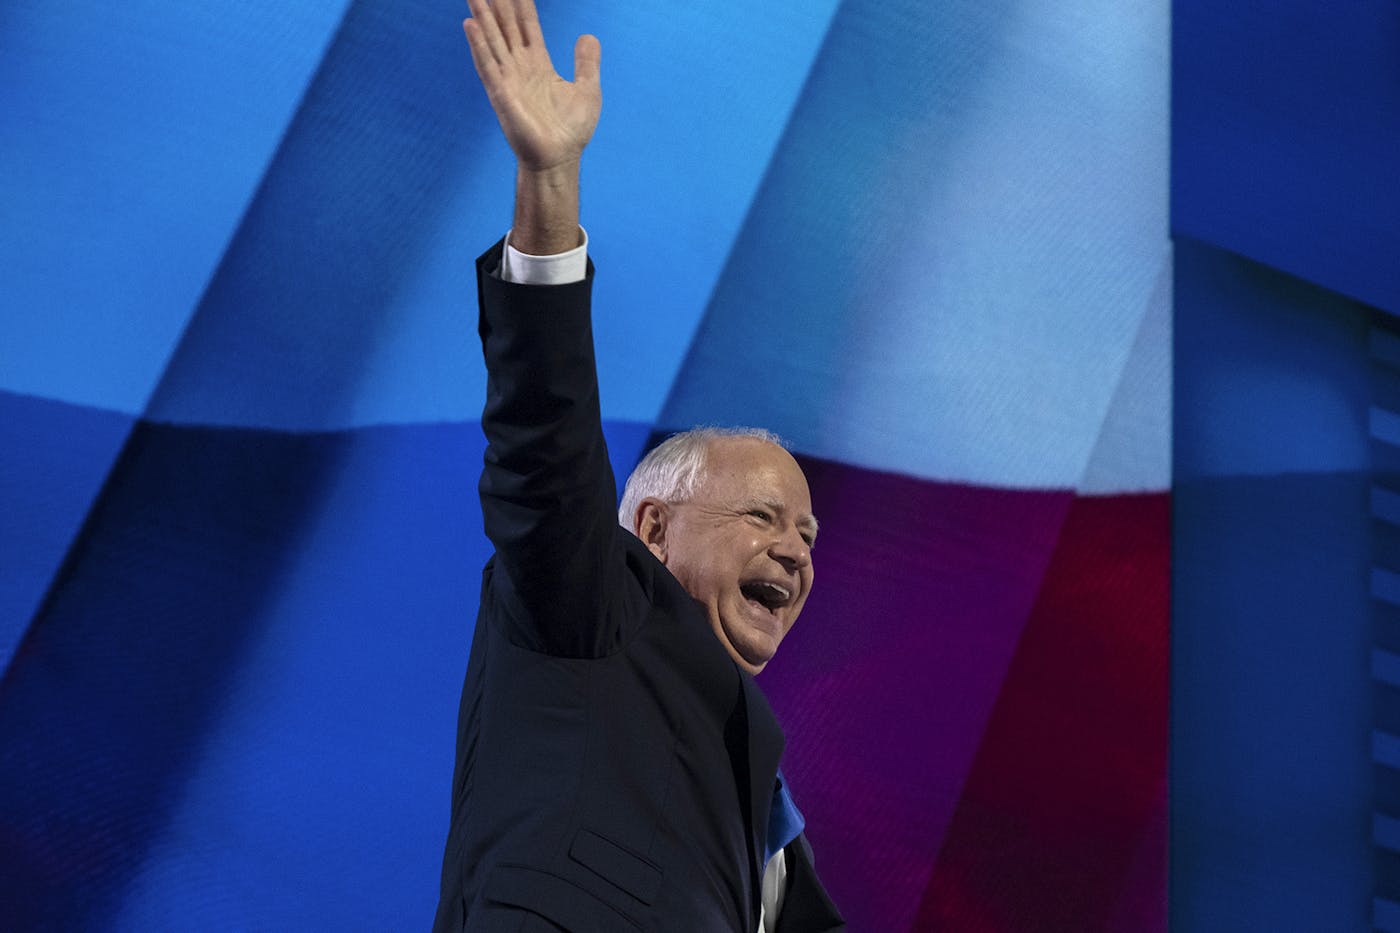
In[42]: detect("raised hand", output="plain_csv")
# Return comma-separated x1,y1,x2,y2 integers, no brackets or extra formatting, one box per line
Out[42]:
463,0,601,174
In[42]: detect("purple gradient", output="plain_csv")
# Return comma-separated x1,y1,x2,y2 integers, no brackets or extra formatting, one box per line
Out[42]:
760,457,1073,930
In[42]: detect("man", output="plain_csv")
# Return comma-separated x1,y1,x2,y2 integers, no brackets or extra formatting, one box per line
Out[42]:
434,2,845,929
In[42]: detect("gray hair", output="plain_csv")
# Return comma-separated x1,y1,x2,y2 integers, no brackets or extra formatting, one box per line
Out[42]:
617,426,787,530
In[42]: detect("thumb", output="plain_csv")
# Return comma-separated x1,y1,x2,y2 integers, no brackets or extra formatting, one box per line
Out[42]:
573,34,601,87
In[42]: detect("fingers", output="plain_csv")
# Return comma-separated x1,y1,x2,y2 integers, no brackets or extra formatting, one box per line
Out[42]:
493,0,523,50
465,0,507,66
515,0,544,48
462,19,494,85
573,34,601,88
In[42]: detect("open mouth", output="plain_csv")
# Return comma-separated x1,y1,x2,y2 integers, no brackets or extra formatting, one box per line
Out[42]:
740,580,791,613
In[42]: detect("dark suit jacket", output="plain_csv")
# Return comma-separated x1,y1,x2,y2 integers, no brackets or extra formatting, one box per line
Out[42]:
432,242,844,932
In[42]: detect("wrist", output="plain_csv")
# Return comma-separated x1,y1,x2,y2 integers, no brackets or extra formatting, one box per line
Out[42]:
511,160,582,256
516,158,581,188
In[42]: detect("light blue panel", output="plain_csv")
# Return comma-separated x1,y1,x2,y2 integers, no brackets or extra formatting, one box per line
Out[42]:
1077,251,1172,493
144,0,841,430
661,0,1168,488
583,1,841,424
0,0,350,414
143,0,502,430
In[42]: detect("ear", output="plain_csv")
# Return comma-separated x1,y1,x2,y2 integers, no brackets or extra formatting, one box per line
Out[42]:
634,499,669,563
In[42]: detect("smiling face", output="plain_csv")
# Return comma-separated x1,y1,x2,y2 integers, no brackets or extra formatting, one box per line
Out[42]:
635,437,817,675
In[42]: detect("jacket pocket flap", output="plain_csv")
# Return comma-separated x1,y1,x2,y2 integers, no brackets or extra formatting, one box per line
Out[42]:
569,829,664,905
483,864,640,931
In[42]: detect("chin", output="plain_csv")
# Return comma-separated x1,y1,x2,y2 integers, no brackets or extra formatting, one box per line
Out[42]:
711,609,781,674
731,634,780,675
731,654,768,676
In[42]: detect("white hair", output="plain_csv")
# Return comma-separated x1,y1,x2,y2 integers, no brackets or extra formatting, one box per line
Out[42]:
617,426,787,530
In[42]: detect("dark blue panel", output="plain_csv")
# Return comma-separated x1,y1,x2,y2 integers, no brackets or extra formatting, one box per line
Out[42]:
1172,473,1371,932
1172,226,1373,928
0,415,650,929
2,421,402,928
0,391,133,675
1172,231,1372,926
1173,236,1371,480
1173,0,1400,312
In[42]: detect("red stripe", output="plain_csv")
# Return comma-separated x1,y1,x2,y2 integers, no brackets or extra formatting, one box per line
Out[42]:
914,492,1170,932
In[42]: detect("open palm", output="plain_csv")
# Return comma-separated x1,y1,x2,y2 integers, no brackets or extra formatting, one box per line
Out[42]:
464,0,601,173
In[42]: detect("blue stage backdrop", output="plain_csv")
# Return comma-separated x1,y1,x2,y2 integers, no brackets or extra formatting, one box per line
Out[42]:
1172,1,1399,930
0,1,1177,929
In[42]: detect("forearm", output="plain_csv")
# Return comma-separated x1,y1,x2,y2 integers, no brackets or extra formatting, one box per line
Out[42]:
511,161,583,255
475,243,621,655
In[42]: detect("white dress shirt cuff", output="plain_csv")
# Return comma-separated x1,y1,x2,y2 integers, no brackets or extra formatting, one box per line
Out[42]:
500,227,588,285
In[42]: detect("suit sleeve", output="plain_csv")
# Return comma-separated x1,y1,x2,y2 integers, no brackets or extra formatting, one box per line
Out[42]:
475,239,629,657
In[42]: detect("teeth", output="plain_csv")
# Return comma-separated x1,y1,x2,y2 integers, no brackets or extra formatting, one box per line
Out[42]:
742,581,792,610
752,582,789,603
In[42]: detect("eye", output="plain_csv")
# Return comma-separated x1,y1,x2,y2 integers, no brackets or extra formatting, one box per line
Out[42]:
748,509,772,523
800,533,816,548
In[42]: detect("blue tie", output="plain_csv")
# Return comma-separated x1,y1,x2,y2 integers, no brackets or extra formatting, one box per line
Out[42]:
764,770,806,865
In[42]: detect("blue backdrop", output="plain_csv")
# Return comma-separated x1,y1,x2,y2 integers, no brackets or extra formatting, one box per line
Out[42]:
6,0,1385,928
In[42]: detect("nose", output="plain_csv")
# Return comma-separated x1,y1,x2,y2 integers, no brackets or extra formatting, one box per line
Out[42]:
769,523,811,572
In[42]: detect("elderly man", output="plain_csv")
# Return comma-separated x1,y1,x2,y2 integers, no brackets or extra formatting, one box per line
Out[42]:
433,2,845,930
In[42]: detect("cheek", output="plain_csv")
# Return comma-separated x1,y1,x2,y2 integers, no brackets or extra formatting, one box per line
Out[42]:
695,551,736,600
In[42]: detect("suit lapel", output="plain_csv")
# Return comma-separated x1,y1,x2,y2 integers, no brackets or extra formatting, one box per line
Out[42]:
774,835,847,932
741,673,785,887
